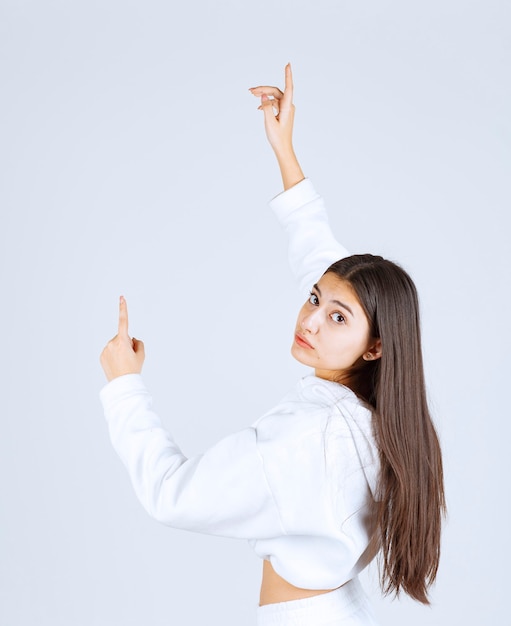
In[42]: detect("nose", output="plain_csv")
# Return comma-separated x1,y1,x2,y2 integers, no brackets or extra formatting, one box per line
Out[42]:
300,309,320,334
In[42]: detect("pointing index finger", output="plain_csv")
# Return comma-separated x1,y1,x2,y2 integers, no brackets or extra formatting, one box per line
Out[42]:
282,63,294,107
118,295,129,337
285,63,293,90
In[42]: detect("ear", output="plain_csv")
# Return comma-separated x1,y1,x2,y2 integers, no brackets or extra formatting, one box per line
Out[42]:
362,338,382,362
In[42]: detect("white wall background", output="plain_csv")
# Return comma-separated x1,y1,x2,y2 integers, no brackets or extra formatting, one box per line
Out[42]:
1,1,509,624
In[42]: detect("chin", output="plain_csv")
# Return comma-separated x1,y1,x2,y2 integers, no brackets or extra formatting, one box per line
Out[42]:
290,345,313,368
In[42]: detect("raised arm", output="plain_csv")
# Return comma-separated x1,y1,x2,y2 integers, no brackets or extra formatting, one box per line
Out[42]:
99,298,283,538
250,65,349,295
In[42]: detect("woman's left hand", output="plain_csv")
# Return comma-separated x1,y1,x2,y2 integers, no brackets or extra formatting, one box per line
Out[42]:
249,63,295,155
100,296,145,382
249,63,304,190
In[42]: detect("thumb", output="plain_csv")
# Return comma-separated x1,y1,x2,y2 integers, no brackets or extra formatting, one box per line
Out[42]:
260,94,278,123
132,337,145,356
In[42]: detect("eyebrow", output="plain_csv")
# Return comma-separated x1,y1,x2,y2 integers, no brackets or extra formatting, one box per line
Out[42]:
313,283,354,317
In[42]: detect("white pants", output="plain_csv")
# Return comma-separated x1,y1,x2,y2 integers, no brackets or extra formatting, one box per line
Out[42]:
256,578,379,626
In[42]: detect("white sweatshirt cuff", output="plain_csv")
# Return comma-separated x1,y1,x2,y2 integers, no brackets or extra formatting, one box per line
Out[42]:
269,178,320,222
100,373,148,415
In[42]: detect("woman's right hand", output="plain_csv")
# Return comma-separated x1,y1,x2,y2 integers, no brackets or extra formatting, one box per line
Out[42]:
249,63,295,155
100,296,145,382
249,64,305,190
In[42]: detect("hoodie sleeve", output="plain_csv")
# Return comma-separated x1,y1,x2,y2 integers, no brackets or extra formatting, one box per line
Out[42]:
100,374,284,539
269,179,349,296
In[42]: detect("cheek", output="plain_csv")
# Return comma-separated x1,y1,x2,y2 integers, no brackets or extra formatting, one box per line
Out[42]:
347,328,372,357
329,327,371,361
295,304,307,326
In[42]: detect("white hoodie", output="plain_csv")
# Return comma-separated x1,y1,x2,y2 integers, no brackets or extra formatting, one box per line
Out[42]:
100,179,380,590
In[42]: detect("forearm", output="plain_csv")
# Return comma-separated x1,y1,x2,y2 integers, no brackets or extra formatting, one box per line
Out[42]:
273,145,305,191
100,374,282,538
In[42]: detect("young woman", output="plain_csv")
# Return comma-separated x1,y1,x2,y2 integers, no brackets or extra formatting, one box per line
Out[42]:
100,64,445,626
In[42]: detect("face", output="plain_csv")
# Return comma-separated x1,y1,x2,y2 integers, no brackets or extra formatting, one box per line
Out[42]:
292,272,381,383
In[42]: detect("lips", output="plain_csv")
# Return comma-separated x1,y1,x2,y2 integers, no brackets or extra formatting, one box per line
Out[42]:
295,333,314,349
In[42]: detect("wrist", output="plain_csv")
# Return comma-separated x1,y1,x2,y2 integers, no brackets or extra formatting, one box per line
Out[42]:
275,150,305,190
272,142,296,161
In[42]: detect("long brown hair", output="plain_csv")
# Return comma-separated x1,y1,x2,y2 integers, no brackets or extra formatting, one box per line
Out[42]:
326,254,445,604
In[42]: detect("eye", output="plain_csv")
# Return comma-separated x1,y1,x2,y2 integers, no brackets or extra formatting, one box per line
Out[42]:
330,312,346,324
308,292,319,305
